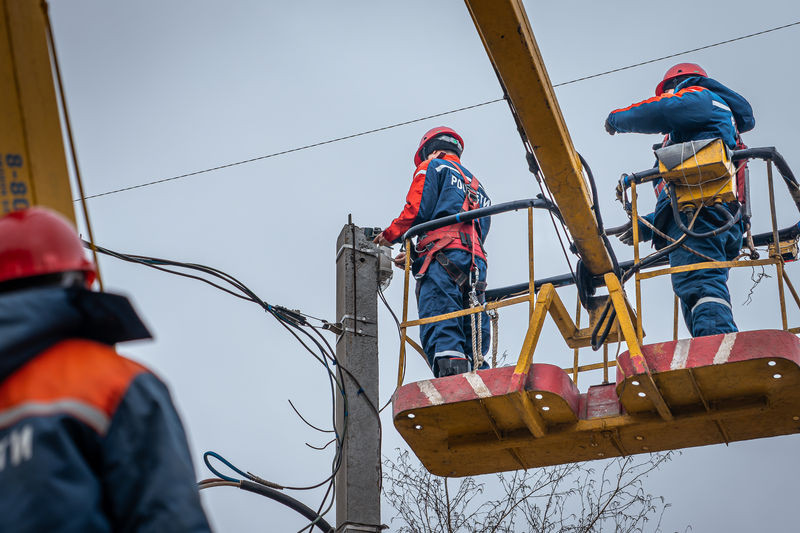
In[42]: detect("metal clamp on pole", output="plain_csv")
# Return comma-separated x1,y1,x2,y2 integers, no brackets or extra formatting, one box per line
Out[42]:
334,314,378,342
336,522,388,533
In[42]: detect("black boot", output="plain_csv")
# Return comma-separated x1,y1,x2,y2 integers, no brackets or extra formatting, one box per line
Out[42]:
436,357,470,377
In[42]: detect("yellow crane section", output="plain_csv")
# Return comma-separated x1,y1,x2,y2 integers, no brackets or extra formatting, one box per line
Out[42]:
0,0,73,222
463,0,614,275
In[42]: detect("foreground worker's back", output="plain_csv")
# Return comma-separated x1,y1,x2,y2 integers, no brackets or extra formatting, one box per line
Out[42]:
0,286,211,533
0,208,210,533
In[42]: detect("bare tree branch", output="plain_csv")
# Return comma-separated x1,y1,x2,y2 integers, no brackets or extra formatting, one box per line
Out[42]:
382,448,682,532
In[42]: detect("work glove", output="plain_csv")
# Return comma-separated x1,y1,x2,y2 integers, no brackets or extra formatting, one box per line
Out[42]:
618,227,634,246
604,118,616,136
616,174,630,203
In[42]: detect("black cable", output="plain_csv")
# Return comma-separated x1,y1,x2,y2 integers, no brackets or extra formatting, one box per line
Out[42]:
578,153,621,278
590,300,616,351
272,321,347,490
620,233,689,284
668,184,741,239
288,399,334,434
575,260,595,309
89,246,253,301
733,147,800,215
88,240,349,518
198,480,334,533
377,287,402,413
496,61,579,282
239,481,334,533
261,316,345,525
591,209,698,349
401,197,560,240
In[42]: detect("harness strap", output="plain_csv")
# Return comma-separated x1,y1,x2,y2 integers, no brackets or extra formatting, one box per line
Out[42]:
415,228,459,279
654,134,670,199
433,251,469,289
414,161,487,278
654,179,666,198
415,234,457,280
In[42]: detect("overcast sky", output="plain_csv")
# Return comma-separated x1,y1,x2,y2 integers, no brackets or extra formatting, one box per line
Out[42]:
48,1,800,531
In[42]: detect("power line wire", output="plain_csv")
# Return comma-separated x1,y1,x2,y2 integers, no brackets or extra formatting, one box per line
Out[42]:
75,19,799,201
76,99,503,201
553,20,800,88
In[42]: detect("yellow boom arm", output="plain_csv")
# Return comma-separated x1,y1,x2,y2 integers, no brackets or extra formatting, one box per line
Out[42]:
464,0,614,275
0,0,74,222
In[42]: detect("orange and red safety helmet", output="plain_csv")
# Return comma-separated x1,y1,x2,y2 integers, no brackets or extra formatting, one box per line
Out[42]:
414,126,464,167
0,207,96,286
655,62,708,96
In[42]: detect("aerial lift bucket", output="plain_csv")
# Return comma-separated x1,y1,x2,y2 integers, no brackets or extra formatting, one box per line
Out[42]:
393,330,800,477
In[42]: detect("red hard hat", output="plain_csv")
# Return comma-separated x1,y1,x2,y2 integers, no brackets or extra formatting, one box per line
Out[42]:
413,126,464,167
0,207,96,286
655,63,708,95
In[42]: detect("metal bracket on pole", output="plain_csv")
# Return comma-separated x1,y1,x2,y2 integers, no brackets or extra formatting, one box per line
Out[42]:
336,522,388,533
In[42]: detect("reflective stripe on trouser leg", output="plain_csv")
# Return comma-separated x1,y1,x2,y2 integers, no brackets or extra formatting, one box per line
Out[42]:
432,350,467,364
691,297,732,314
666,209,742,337
687,298,737,337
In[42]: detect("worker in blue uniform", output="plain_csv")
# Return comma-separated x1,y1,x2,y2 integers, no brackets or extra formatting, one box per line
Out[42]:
374,127,491,377
0,207,211,533
605,63,755,337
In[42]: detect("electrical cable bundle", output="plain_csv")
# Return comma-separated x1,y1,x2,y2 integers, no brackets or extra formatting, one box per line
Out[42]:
83,240,379,533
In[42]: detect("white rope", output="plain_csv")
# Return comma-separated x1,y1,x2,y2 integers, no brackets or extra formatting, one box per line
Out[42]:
470,308,479,370
488,308,499,368
476,309,483,368
469,289,484,371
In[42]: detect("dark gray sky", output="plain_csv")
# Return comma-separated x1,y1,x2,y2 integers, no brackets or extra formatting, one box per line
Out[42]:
50,1,800,530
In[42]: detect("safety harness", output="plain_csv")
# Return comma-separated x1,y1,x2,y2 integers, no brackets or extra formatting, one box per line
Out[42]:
414,161,486,285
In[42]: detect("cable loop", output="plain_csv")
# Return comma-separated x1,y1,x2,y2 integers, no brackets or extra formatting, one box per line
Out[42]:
204,451,248,483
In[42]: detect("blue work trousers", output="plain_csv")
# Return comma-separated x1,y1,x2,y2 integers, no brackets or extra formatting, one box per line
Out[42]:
415,250,490,376
665,209,743,337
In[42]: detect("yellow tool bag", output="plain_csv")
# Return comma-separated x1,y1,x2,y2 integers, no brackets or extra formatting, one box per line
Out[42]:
656,139,737,209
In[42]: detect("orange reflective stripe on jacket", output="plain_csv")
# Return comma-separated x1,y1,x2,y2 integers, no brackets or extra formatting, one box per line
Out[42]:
0,339,148,434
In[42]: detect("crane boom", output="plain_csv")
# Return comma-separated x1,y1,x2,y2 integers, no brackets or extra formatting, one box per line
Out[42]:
463,0,614,275
0,0,73,222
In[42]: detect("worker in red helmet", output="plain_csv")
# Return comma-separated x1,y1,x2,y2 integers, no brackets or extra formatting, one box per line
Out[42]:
374,127,492,377
0,207,210,532
605,63,755,337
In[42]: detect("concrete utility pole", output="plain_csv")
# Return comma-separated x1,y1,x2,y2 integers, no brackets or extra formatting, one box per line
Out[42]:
334,221,390,533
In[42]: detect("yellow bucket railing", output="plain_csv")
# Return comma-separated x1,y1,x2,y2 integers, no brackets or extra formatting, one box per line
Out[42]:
396,150,800,391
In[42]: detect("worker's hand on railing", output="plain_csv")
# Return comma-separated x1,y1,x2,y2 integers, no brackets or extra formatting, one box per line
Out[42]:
373,232,392,247
392,252,407,269
616,175,628,203
604,118,616,136
618,227,634,245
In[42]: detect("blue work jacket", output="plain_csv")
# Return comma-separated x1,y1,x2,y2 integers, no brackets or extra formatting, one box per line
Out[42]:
607,76,754,247
0,287,211,533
